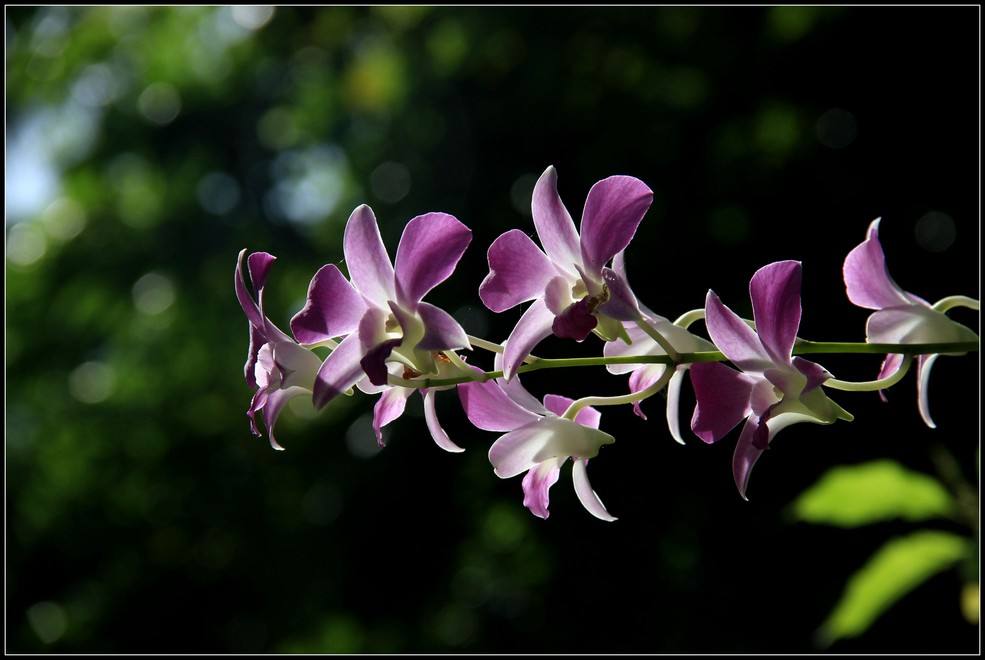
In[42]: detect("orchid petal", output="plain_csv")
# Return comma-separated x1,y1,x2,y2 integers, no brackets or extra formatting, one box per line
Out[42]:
261,386,309,451
290,264,367,345
488,417,615,479
235,249,272,328
749,260,802,363
666,368,686,445
843,218,913,310
521,457,564,519
373,386,412,446
394,212,472,308
493,351,549,415
542,394,601,429
876,353,905,402
458,374,542,432
572,458,617,522
579,175,653,274
704,290,773,372
628,364,669,420
417,302,470,351
360,339,400,387
866,305,979,344
502,299,555,380
732,415,768,500
916,354,939,429
245,323,266,388
272,340,322,390
792,357,831,392
312,332,366,409
531,165,581,272
552,298,598,341
343,205,396,306
689,361,757,444
479,229,556,312
597,267,641,321
424,389,465,453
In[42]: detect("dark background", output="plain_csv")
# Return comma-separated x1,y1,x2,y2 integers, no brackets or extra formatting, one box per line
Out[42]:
5,6,979,653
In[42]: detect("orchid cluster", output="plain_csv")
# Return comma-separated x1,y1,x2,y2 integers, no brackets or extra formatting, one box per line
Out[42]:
236,166,979,521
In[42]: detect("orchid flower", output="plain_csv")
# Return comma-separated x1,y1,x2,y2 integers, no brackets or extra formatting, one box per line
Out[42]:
604,309,714,442
289,204,473,413
689,261,853,499
365,354,466,453
235,249,322,450
479,165,653,379
843,218,979,428
458,354,617,521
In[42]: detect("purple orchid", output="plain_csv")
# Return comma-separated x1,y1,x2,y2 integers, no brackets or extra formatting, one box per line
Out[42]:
843,218,979,428
289,204,473,414
236,249,322,450
459,354,617,521
479,165,653,379
689,261,853,499
604,310,714,441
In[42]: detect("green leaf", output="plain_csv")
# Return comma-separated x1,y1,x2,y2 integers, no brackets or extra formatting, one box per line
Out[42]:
790,460,957,527
820,531,972,644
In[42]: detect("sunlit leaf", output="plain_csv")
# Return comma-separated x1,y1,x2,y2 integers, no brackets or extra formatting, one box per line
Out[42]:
820,531,972,644
790,460,956,527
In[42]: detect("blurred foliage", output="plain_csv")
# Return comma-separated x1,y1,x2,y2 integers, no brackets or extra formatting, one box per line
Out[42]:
819,531,972,644
793,461,977,646
5,5,979,653
789,460,957,526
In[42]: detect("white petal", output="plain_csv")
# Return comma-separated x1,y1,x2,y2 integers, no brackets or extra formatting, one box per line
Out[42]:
571,459,617,522
666,367,686,445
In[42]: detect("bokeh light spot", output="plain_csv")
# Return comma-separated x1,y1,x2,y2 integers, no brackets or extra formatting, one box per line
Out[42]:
370,161,411,204
27,601,67,645
708,205,750,245
346,414,383,459
510,173,538,217
231,6,275,31
197,172,241,215
40,197,87,242
132,272,176,315
7,222,48,266
69,361,116,405
137,82,182,126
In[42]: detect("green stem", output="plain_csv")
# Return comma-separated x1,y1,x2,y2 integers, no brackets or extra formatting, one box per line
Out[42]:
466,335,541,363
386,340,979,389
562,367,676,420
673,308,705,329
932,296,980,313
635,314,681,362
823,354,913,392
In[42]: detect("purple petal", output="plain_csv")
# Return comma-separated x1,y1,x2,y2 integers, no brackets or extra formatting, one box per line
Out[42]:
704,290,772,372
749,260,802,363
571,458,617,522
417,302,470,351
843,218,913,310
916,354,939,429
424,389,465,453
478,229,556,313
628,365,669,420
544,275,573,315
552,298,598,341
876,353,904,402
458,375,542,432
597,267,640,322
792,357,831,392
235,248,272,329
312,332,366,409
732,415,768,500
531,165,581,271
360,339,401,387
503,299,555,380
373,386,412,446
542,394,601,429
394,212,472,308
689,361,756,444
290,264,367,345
343,205,395,306
244,323,265,389
258,386,309,451
521,458,564,519
493,351,548,415
579,175,653,275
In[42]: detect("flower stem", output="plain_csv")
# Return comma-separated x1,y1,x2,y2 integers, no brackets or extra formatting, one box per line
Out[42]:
673,308,705,329
932,296,980,313
562,367,676,420
823,354,913,392
465,335,541,363
634,315,681,362
386,340,978,389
